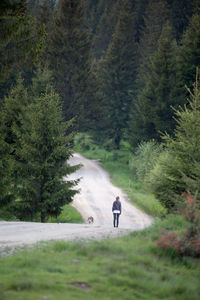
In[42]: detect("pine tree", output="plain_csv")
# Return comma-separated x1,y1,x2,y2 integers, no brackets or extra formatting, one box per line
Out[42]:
136,0,169,93
0,77,29,208
98,0,137,149
129,23,183,147
149,70,200,211
167,0,195,40
0,0,45,82
47,0,92,129
15,82,79,222
178,14,200,93
93,0,120,59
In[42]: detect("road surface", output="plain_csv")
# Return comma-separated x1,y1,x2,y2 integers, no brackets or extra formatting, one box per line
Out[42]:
0,153,152,252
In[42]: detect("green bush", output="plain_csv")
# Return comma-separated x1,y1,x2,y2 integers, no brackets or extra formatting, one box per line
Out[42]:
148,76,200,212
156,190,200,257
129,140,163,181
147,150,184,211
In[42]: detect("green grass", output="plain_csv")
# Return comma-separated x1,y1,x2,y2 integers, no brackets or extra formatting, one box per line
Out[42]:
0,203,83,224
48,205,83,224
0,216,199,300
75,136,166,218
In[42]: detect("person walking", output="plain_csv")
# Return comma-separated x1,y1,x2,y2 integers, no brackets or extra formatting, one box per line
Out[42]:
112,196,122,227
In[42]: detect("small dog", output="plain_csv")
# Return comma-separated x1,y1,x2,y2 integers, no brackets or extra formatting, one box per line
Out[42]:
87,216,94,224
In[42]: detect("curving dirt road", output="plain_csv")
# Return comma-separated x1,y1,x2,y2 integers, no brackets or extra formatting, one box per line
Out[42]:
0,153,152,251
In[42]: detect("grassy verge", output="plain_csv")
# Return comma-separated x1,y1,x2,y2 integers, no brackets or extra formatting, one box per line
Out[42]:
0,204,83,224
48,205,83,224
74,135,166,218
0,216,199,300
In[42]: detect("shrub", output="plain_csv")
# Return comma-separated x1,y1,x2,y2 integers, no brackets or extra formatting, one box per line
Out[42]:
156,190,200,257
129,140,163,181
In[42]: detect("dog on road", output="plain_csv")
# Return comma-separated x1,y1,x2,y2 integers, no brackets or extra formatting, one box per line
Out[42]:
87,216,94,224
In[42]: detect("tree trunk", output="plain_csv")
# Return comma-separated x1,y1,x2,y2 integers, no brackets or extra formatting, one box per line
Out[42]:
41,212,46,223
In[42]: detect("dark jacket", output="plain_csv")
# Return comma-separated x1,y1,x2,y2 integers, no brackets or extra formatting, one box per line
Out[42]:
112,200,121,213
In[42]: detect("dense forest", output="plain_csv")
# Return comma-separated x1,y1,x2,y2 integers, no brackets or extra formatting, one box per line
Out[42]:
1,0,200,222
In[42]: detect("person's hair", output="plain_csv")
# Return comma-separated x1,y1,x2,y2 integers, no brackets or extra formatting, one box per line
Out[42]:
116,196,120,200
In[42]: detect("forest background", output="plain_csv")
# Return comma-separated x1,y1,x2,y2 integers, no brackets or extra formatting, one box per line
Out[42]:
1,0,200,227
1,1,200,298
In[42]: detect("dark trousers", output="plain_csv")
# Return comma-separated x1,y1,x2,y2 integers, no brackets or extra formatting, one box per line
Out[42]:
113,213,120,227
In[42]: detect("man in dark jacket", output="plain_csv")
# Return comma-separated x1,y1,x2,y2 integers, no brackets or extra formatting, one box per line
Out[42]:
112,196,122,227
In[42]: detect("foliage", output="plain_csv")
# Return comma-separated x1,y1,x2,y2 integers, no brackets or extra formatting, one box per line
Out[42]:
129,140,163,182
178,13,200,92
98,0,137,149
0,216,200,299
129,22,184,146
0,76,29,208
47,0,92,129
0,0,45,82
136,0,169,92
0,69,80,222
156,190,200,257
149,72,200,211
14,86,79,222
92,0,120,59
167,0,195,40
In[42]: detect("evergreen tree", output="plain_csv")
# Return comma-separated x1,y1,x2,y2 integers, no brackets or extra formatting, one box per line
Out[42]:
47,0,92,129
179,13,200,93
136,0,169,93
98,0,137,149
167,0,195,40
129,23,183,147
0,0,45,82
93,0,120,59
134,0,149,42
149,71,200,211
15,82,79,222
84,0,105,37
0,77,29,208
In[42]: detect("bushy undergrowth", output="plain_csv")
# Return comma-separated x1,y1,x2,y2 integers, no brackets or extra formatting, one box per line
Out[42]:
156,190,200,257
129,140,163,182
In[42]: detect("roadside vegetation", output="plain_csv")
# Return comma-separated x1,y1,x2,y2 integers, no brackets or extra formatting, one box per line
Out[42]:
1,215,200,300
0,204,83,224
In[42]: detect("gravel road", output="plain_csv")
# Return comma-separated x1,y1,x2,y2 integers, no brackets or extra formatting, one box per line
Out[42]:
0,153,152,252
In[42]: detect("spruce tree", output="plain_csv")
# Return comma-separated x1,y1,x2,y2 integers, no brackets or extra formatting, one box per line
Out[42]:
98,0,137,149
167,0,195,40
0,77,29,208
0,0,45,82
47,0,92,129
129,23,183,147
15,83,79,222
149,71,200,211
136,0,169,93
179,14,200,93
93,0,120,59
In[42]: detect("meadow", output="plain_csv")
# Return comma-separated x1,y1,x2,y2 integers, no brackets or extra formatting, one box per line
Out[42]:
0,215,200,300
